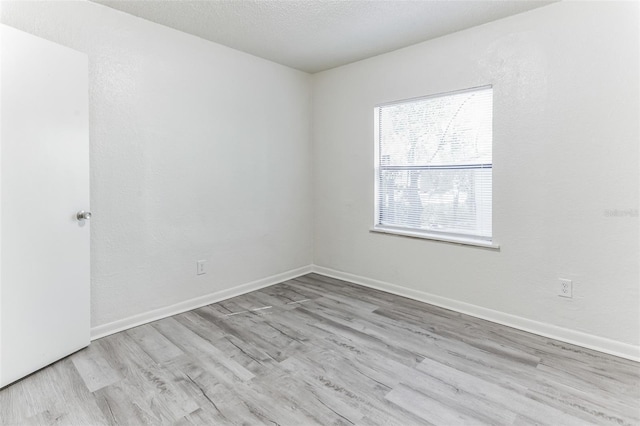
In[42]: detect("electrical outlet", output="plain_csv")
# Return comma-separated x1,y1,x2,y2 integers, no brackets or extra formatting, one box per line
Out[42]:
196,260,207,275
558,278,572,298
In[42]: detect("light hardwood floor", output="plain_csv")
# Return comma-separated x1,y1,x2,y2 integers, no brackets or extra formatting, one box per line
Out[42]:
1,273,639,425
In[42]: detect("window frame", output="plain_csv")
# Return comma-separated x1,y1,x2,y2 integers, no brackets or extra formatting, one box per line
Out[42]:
372,85,499,249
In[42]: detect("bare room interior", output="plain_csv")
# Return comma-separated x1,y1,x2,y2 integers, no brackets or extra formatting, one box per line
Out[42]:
0,0,638,424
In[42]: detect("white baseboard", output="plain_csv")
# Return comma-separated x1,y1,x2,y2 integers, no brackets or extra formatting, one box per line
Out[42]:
89,262,639,362
311,265,640,362
90,265,314,340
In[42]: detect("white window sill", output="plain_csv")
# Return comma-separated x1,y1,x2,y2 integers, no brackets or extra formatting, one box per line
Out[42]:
370,226,500,249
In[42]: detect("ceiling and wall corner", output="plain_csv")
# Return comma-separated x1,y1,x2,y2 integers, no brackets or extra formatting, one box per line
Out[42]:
89,0,557,73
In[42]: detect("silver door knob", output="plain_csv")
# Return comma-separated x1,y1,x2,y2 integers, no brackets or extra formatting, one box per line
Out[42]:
76,210,92,221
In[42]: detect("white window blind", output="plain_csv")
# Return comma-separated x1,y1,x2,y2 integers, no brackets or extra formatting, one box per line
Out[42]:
375,86,493,242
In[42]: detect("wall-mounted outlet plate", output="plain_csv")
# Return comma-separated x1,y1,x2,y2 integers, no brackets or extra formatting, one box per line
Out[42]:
558,278,572,298
197,260,207,275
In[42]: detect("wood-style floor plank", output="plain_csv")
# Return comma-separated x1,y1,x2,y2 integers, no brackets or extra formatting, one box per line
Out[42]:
1,273,638,425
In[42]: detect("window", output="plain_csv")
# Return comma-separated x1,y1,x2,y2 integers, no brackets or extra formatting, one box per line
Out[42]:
374,86,494,246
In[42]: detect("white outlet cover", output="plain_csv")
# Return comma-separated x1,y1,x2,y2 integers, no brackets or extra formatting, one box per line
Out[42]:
558,278,572,298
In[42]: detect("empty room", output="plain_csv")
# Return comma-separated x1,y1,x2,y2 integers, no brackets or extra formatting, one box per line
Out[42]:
0,0,638,424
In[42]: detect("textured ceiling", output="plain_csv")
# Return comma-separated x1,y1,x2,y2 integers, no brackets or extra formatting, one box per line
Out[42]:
90,0,557,73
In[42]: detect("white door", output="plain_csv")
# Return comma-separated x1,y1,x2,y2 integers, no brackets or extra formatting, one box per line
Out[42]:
0,24,90,388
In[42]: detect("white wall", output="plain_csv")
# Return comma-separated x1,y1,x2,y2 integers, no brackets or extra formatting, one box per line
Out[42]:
1,1,313,331
0,2,3,379
312,1,639,353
